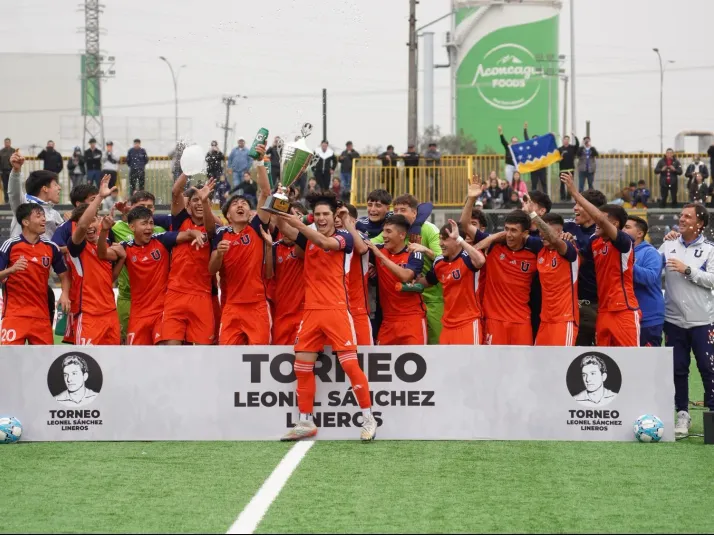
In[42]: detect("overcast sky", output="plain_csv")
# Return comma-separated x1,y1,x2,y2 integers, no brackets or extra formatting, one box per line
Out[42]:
2,0,714,154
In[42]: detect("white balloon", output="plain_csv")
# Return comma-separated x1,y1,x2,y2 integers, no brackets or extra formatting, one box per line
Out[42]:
180,145,206,176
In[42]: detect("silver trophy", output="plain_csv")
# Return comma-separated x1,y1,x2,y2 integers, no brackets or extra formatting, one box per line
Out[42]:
263,123,314,214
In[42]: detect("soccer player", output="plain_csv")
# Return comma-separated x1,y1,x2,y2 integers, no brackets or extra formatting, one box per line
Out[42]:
524,189,552,340
418,219,485,344
623,216,665,347
162,175,216,345
561,172,640,346
68,175,124,345
99,206,203,345
563,188,608,346
209,145,272,345
476,210,542,346
111,191,172,344
367,215,427,345
659,203,714,436
270,203,306,345
52,182,100,344
524,203,579,346
276,193,377,442
0,204,70,345
335,203,373,345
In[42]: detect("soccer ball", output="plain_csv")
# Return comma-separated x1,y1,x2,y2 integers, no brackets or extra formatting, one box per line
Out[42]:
0,416,23,444
634,414,664,443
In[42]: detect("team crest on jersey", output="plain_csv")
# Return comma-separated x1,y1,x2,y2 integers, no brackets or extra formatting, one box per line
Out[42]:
499,253,506,260
452,269,462,280
240,235,251,245
131,255,137,263
695,249,703,258
520,261,531,272
538,257,544,264
310,244,315,251
150,249,161,261
41,256,51,267
277,256,284,263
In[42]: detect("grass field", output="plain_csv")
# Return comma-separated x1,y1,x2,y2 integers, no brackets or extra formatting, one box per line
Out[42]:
3,363,712,534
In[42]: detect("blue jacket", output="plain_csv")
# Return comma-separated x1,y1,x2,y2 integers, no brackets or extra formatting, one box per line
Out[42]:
633,241,665,327
126,148,149,171
227,147,252,176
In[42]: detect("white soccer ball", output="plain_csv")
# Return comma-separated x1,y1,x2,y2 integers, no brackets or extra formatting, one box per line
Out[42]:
0,416,23,444
633,414,664,443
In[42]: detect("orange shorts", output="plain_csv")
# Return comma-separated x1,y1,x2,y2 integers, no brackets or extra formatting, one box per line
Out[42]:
484,319,533,346
440,319,482,345
377,316,427,346
62,312,77,344
1,316,53,345
294,309,356,353
220,302,272,345
596,309,640,347
127,312,164,346
273,311,303,346
212,294,222,345
161,290,215,345
76,312,120,345
352,313,374,346
535,321,578,346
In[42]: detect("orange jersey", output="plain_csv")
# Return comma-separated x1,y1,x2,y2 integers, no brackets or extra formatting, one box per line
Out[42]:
584,231,639,312
426,251,482,327
68,239,116,315
212,219,267,305
482,239,542,323
168,209,211,296
0,235,67,320
273,240,304,318
537,242,579,324
295,230,353,311
373,244,425,320
347,243,370,316
121,232,178,319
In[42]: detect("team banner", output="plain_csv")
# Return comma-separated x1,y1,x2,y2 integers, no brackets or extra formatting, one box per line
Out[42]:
0,346,674,442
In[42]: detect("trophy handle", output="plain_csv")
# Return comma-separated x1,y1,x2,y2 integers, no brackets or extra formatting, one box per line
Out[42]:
275,137,285,159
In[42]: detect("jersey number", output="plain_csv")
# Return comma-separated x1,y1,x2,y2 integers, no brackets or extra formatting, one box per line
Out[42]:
0,328,17,343
127,333,136,345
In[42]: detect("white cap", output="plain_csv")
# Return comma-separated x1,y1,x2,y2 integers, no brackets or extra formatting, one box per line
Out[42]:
238,136,245,142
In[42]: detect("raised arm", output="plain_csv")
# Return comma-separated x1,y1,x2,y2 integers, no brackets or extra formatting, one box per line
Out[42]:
366,241,419,283
522,197,568,256
446,219,485,268
338,208,368,255
460,174,483,241
561,171,618,241
278,213,342,251
73,174,116,244
498,125,508,149
97,215,120,261
253,145,271,224
197,178,217,236
172,173,188,216
8,150,25,214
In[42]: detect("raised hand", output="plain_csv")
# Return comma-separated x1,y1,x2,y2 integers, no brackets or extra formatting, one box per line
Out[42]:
447,219,460,240
560,171,576,193
99,174,117,198
254,144,266,158
521,195,536,214
524,121,528,129
467,174,484,199
497,125,503,135
10,149,24,171
114,201,129,215
198,178,216,202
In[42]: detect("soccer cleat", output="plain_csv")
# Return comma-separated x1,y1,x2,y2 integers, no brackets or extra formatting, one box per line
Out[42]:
360,414,378,442
674,410,691,438
280,420,317,442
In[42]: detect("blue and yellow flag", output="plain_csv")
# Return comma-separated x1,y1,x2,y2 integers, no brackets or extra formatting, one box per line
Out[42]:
509,133,562,174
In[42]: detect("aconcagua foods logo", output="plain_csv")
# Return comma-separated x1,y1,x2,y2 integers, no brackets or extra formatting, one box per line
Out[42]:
471,43,540,110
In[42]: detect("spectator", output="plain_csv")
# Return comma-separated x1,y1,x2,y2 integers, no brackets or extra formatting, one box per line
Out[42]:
685,154,709,190
623,216,665,347
304,177,320,196
102,189,119,213
0,137,15,203
37,140,63,174
402,144,420,168
66,147,86,189
227,137,251,189
655,148,683,208
331,176,344,200
689,172,709,204
504,189,522,209
213,174,231,204
498,123,526,182
498,178,514,207
632,179,651,207
231,171,257,207
486,172,503,209
378,145,399,195
265,136,282,183
576,136,599,191
424,141,441,202
708,142,714,176
84,137,102,187
313,140,337,191
102,141,119,190
610,187,632,206
523,124,546,193
511,171,528,199
205,140,225,180
338,141,359,193
557,134,579,201
126,138,149,194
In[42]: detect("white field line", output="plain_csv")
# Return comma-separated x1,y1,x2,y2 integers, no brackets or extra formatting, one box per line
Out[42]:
227,441,315,534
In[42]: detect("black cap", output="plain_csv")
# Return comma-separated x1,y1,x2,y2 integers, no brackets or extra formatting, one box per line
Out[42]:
428,142,437,147
106,141,113,145
89,138,97,144
133,138,141,143
346,141,353,146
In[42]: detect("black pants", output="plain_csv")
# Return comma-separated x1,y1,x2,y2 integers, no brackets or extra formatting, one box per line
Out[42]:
530,171,547,193
381,167,398,196
1,169,9,203
314,170,331,192
665,322,714,412
48,285,56,326
130,169,146,194
576,301,598,346
660,183,678,208
104,170,118,189
559,168,573,200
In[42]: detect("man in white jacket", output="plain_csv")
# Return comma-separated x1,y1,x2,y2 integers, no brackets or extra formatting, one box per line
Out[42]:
659,202,714,437
312,140,336,191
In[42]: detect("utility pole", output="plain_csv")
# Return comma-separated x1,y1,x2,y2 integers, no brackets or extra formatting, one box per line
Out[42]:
322,88,327,142
570,0,576,135
562,75,569,138
218,95,247,155
407,0,418,147
159,57,186,145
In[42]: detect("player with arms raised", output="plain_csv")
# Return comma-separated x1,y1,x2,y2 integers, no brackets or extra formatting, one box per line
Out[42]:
276,193,377,442
561,172,640,346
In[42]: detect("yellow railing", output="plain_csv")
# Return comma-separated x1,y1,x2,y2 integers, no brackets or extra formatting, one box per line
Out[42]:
350,154,711,207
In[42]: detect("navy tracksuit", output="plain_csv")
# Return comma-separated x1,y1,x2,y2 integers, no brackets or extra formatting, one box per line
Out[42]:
664,322,714,412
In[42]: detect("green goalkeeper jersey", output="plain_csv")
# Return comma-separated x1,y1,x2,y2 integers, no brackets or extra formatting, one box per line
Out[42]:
372,220,443,303
111,220,166,300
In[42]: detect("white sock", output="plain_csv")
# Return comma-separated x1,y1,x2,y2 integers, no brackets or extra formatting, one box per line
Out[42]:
300,413,312,422
362,408,372,418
